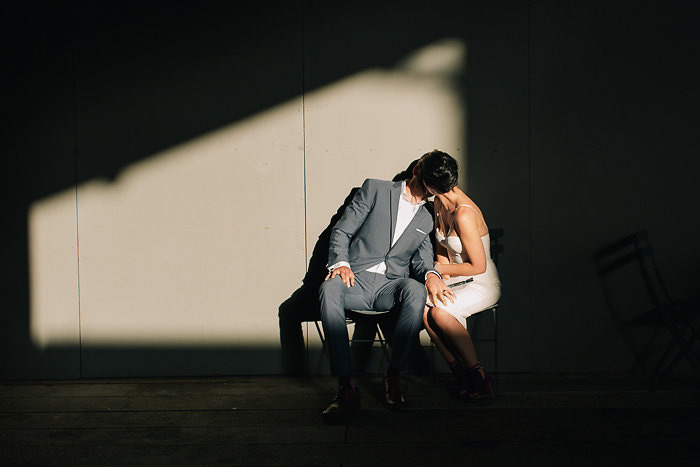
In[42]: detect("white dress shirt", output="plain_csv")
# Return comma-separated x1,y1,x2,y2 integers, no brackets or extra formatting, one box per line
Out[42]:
364,181,424,274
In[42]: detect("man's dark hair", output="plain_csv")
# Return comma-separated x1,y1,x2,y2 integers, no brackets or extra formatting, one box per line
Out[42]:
392,159,420,182
420,149,458,193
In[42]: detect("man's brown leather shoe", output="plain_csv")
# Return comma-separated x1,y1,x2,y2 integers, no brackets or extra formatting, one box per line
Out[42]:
383,375,406,409
322,386,360,422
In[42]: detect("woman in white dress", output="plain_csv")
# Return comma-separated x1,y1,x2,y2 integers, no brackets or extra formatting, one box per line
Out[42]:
420,150,501,398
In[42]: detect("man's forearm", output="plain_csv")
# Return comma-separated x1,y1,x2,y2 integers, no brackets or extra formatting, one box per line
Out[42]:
327,229,351,267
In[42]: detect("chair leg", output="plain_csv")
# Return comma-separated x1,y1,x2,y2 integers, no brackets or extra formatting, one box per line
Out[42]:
375,323,390,363
313,314,394,375
493,307,498,391
648,322,700,390
314,320,326,348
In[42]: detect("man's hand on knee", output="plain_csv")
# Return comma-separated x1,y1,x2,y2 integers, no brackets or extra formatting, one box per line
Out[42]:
325,266,355,288
425,274,455,307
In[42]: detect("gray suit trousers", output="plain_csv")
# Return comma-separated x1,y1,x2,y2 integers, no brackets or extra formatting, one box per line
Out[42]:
319,270,427,376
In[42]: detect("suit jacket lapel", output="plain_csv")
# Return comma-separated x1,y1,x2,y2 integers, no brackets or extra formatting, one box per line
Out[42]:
389,181,401,248
388,205,430,254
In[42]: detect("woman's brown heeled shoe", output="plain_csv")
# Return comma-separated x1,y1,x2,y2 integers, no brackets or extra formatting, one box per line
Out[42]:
448,360,471,397
466,363,495,399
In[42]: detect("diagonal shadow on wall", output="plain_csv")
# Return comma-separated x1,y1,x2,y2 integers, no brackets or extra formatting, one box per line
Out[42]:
0,0,533,379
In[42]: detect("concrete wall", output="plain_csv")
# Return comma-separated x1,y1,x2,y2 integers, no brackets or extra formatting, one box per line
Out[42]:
527,1,700,371
2,1,698,378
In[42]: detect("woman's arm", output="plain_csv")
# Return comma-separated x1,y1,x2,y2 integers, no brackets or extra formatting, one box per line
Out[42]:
435,242,450,265
433,198,451,265
434,207,487,277
434,242,451,279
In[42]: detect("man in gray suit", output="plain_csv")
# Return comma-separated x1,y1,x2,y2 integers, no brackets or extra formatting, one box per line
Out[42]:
320,153,455,421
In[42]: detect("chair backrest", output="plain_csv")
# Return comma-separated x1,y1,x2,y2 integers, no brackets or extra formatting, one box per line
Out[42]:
594,230,672,314
593,230,679,375
489,228,504,267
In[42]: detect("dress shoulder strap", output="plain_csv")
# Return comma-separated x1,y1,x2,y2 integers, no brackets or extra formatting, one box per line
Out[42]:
456,204,485,220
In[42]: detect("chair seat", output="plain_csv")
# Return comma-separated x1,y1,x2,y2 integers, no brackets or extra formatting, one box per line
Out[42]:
348,309,391,315
479,303,499,312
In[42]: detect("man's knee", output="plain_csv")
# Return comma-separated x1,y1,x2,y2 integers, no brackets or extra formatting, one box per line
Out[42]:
401,279,427,304
319,276,346,301
318,277,348,320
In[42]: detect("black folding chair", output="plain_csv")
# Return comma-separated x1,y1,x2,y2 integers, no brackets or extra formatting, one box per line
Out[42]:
594,230,700,390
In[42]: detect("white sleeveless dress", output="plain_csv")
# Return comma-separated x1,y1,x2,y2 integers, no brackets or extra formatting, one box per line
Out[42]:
431,205,501,320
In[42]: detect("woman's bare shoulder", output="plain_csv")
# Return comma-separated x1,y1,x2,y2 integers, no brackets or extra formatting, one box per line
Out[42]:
454,204,481,231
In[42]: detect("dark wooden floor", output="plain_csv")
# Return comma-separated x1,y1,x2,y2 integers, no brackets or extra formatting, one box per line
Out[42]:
1,373,699,466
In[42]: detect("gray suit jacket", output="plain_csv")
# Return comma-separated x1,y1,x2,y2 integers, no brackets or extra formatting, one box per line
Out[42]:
328,178,437,284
